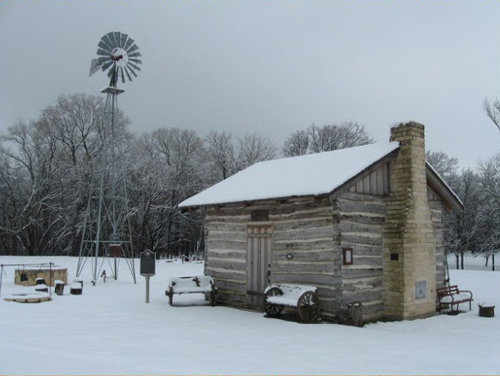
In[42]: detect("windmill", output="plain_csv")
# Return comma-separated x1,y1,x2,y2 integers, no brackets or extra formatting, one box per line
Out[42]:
76,32,142,283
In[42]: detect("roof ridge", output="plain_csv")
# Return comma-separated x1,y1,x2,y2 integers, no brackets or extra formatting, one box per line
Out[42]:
179,141,400,208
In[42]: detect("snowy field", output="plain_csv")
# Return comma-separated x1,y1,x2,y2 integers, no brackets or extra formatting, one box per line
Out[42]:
0,255,499,375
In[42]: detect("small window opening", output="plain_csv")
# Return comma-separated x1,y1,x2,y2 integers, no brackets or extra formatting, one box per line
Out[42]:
343,248,353,265
251,210,269,222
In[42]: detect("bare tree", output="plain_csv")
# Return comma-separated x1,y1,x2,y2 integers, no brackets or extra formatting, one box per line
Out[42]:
205,130,236,180
309,122,372,153
0,120,64,254
129,127,206,256
236,132,276,170
483,98,500,269
0,94,126,255
444,170,482,269
478,153,500,271
282,130,309,157
38,94,109,254
283,122,372,156
484,98,500,134
426,150,459,186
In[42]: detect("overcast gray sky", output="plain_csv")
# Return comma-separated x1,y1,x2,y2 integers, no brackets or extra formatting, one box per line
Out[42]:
1,0,499,169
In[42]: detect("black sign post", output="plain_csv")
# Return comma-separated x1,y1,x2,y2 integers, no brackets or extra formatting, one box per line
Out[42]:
140,250,156,303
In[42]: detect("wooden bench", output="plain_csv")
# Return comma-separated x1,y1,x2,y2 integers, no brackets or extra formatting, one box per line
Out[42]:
264,284,320,323
437,285,473,313
165,276,217,306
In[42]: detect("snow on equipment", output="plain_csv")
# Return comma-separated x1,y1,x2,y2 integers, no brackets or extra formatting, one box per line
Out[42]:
478,303,495,318
264,284,320,323
70,280,84,295
166,276,217,306
34,278,48,293
1,262,62,299
12,263,67,287
54,280,65,296
436,285,473,313
4,292,51,303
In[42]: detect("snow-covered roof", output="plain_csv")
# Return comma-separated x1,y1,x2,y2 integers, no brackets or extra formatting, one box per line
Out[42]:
425,162,463,210
179,142,399,208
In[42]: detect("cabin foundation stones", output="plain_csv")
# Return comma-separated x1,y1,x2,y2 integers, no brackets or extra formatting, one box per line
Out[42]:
180,121,462,323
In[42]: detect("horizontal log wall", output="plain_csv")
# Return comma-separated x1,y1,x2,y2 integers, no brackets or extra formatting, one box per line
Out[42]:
204,210,248,307
428,186,446,290
272,197,341,316
335,191,386,322
203,180,448,322
204,196,340,311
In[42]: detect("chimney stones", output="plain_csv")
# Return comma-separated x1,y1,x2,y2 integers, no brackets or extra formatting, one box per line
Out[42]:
383,122,437,319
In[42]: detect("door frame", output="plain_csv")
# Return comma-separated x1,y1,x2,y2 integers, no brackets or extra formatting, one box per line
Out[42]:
246,222,273,308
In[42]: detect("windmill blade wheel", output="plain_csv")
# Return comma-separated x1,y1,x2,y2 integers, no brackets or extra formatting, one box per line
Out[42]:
297,291,320,323
264,287,284,318
89,31,141,83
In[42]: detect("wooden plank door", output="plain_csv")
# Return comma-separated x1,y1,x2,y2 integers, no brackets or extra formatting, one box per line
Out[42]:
246,224,272,308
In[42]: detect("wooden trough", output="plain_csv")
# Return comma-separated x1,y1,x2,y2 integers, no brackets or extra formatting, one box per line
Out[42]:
4,292,52,303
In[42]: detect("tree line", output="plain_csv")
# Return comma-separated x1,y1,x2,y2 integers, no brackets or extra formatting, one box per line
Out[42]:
1,93,499,270
0,94,279,257
427,151,499,270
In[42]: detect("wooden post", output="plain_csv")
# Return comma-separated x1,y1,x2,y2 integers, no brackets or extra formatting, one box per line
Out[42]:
49,262,52,298
0,264,4,298
145,275,150,303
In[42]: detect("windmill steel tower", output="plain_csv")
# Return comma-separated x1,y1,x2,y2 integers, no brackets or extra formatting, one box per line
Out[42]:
76,32,142,283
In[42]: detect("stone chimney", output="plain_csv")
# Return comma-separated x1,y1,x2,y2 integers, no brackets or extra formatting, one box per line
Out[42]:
383,122,437,320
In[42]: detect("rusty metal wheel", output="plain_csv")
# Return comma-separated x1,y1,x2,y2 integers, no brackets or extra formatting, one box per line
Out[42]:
297,291,320,323
264,287,284,317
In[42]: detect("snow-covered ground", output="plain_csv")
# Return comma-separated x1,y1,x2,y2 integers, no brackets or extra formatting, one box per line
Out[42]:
0,255,498,375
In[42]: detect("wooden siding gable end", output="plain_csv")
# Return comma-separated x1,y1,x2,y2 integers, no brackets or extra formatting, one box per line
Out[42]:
329,150,398,201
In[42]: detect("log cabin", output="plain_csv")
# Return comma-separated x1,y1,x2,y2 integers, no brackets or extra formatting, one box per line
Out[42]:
179,122,462,322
